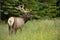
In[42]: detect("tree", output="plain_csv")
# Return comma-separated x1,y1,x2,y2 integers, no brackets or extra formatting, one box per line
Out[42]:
0,0,59,21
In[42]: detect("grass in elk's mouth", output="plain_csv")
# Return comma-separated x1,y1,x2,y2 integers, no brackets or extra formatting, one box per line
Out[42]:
0,18,60,40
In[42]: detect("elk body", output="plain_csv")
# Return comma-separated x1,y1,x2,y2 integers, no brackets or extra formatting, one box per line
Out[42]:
8,5,33,35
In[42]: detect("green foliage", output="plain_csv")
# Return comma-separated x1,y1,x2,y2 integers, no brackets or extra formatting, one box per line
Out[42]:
56,0,60,17
0,0,58,20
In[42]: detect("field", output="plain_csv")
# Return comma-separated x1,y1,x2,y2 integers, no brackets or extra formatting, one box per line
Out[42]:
0,18,60,40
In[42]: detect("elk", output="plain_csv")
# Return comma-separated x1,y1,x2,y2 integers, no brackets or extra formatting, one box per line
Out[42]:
8,5,33,35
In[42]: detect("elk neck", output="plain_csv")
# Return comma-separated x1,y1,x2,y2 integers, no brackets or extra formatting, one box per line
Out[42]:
23,16,29,23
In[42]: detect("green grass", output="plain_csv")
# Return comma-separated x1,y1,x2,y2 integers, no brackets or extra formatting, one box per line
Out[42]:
0,18,60,40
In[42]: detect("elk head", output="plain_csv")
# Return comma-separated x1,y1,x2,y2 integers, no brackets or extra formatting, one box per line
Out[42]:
15,5,33,22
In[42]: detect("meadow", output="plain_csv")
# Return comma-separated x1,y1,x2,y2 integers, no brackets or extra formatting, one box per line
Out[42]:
0,18,60,40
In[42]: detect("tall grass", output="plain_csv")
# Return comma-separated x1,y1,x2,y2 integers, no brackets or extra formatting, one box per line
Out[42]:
0,18,60,40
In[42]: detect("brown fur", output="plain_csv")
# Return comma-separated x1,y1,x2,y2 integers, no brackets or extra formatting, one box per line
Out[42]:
8,14,33,35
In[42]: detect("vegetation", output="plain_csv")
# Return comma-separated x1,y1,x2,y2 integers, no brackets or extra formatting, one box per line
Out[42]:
0,0,60,40
0,0,59,21
0,18,60,40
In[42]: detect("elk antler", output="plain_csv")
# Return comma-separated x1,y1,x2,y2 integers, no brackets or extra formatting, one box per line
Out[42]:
15,5,32,14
